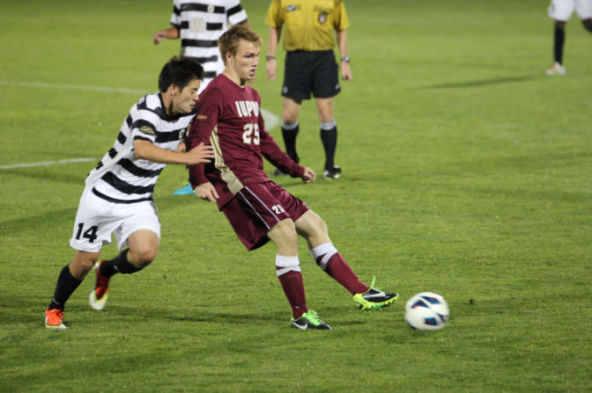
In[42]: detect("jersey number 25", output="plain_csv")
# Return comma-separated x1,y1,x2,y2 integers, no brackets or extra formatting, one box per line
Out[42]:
242,123,260,145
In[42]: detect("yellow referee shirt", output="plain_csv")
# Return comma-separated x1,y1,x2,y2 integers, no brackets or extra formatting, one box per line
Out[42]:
265,0,350,52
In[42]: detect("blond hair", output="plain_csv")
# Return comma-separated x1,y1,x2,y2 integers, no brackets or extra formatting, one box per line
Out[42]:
218,25,262,65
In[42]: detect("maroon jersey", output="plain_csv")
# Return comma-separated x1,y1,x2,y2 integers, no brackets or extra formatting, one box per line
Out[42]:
187,74,305,209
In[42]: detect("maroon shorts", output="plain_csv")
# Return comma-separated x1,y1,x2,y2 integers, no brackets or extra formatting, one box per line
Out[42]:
222,181,309,250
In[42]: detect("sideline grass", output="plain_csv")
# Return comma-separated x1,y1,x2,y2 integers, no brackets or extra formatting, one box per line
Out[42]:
1,1,590,392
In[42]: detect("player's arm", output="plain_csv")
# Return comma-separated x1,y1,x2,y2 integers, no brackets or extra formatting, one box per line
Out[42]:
186,90,222,198
153,26,180,45
134,139,213,165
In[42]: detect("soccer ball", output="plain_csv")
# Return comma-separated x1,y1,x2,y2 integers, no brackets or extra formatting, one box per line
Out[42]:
405,292,449,330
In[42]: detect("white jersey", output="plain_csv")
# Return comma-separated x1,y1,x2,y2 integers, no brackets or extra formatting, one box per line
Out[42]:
170,0,248,90
548,0,592,21
86,93,195,204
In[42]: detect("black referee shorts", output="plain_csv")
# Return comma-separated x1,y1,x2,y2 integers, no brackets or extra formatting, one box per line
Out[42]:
281,50,340,100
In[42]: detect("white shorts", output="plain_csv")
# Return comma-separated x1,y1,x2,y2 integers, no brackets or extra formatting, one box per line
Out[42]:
548,0,592,21
69,187,160,253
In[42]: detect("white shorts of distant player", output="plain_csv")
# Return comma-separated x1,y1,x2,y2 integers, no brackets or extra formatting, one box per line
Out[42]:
69,186,160,253
548,0,592,21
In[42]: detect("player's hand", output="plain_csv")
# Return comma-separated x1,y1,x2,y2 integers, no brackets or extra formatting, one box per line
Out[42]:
302,167,316,183
186,142,214,165
266,59,276,80
195,182,219,202
341,62,352,81
176,141,187,152
153,31,165,45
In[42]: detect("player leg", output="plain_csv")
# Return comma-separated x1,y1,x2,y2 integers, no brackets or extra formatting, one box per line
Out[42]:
546,0,572,74
45,250,100,329
294,210,399,311
227,184,330,329
45,188,115,328
267,218,331,330
90,202,161,311
548,20,567,75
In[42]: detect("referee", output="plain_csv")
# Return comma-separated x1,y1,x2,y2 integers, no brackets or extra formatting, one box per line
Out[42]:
265,0,352,180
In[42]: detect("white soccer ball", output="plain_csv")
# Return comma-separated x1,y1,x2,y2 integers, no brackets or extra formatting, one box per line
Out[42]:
405,292,449,330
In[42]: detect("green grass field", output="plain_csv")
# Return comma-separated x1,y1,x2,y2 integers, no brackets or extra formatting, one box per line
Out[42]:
1,0,591,392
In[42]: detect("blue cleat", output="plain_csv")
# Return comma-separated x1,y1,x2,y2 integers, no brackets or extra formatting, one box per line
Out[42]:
173,183,194,195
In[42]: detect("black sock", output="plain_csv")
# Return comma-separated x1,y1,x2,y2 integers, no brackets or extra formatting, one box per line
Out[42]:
554,24,565,64
320,125,337,170
281,124,299,162
48,265,82,310
100,249,142,277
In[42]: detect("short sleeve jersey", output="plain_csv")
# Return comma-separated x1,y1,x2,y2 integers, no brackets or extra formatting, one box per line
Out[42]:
187,74,304,209
170,0,248,82
265,0,349,51
87,93,194,203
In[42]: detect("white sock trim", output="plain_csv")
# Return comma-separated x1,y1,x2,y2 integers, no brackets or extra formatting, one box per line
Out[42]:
310,243,338,269
281,120,299,130
276,255,301,276
320,120,337,130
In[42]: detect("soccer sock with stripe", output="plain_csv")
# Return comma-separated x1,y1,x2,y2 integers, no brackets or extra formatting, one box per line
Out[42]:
320,121,337,170
276,255,308,319
100,248,143,277
48,264,83,310
310,243,369,294
281,121,300,162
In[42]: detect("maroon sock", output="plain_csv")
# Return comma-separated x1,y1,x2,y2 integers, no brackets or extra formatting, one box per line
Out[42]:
277,270,308,319
321,253,369,294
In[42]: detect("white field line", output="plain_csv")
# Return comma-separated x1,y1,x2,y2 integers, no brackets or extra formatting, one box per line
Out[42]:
0,158,97,170
0,80,281,169
1,80,281,128
260,108,280,130
0,80,145,95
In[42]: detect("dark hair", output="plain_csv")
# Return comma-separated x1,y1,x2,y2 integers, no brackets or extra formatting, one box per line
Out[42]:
218,25,262,65
158,56,204,92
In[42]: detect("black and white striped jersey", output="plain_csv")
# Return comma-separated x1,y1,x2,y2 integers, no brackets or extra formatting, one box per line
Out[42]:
86,93,195,204
170,0,248,89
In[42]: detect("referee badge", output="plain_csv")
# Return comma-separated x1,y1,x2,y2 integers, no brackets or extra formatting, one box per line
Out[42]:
318,12,328,24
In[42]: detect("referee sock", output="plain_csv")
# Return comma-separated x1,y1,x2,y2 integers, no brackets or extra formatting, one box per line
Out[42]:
554,23,565,64
320,121,337,170
311,243,369,295
48,265,83,310
281,121,300,162
100,249,143,277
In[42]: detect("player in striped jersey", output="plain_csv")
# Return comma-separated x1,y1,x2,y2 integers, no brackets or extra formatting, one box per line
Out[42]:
44,57,214,329
153,0,249,195
546,0,592,75
153,0,249,93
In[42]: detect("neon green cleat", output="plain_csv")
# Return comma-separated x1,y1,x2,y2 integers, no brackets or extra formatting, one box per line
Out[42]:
353,278,399,311
291,310,332,330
